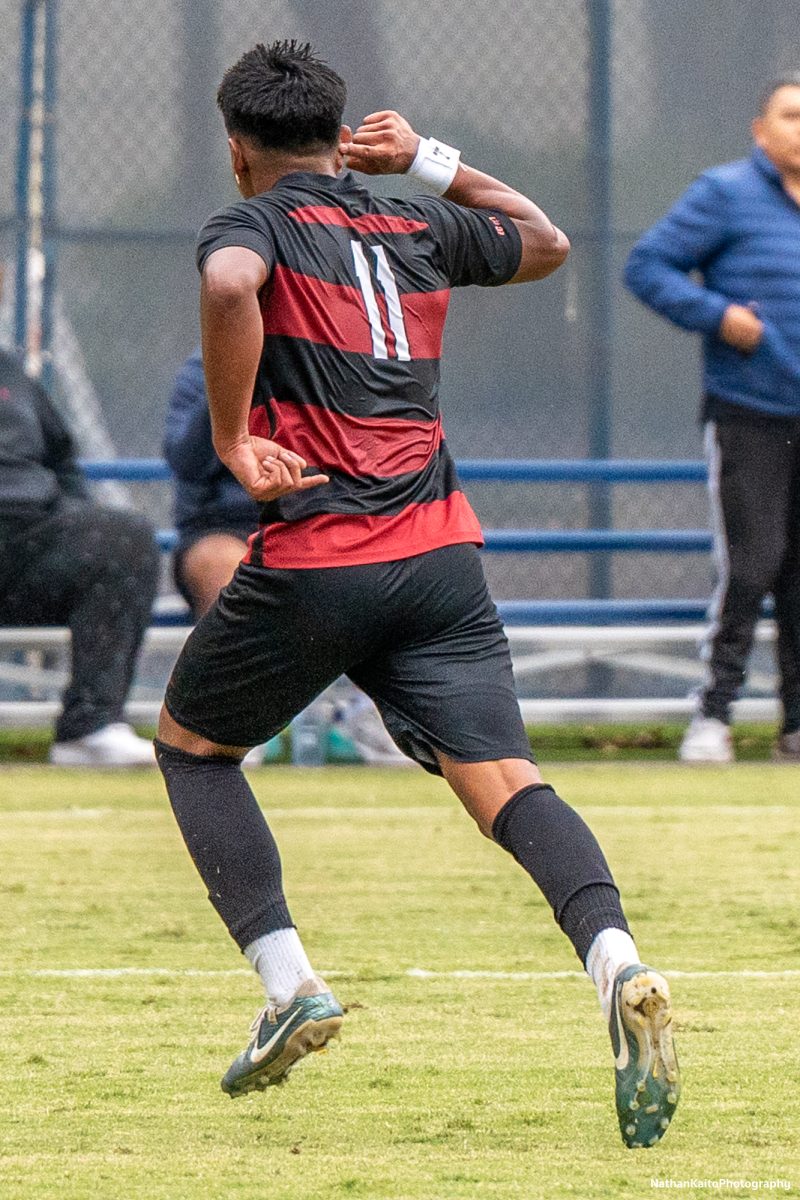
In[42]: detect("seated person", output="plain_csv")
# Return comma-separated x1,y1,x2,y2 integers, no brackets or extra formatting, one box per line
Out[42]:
164,350,411,766
0,348,158,765
163,348,257,619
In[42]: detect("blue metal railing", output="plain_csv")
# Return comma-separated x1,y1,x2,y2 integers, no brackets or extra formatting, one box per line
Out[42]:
455,459,708,483
82,455,713,555
80,457,709,484
150,527,714,555
82,455,713,559
78,456,719,625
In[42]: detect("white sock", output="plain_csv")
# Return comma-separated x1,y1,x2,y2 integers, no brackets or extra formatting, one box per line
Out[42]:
244,928,317,1007
585,928,640,1020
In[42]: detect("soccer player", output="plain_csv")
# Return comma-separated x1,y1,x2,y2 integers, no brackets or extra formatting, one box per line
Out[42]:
155,41,680,1147
163,346,412,766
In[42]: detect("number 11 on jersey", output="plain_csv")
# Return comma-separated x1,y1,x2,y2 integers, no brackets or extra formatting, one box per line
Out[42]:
350,241,411,362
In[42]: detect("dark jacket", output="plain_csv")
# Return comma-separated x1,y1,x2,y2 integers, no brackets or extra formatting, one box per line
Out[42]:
0,349,89,521
625,148,800,419
163,350,258,540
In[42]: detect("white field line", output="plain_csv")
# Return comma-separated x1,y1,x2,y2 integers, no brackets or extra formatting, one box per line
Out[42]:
3,804,798,821
2,806,451,820
407,968,800,981
2,967,800,981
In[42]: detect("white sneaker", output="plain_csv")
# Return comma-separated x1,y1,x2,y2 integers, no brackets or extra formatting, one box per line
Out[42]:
49,722,155,767
678,716,733,764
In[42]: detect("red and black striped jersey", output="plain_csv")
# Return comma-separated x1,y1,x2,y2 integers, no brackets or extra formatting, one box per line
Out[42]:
196,170,521,568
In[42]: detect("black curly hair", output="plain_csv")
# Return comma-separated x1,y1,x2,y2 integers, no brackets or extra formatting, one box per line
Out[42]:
217,40,347,152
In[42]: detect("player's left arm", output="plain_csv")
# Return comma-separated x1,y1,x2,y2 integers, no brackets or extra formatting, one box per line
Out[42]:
200,245,329,502
341,111,569,282
442,164,570,282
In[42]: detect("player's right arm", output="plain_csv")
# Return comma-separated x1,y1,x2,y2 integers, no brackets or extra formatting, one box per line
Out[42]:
341,111,569,282
200,245,329,502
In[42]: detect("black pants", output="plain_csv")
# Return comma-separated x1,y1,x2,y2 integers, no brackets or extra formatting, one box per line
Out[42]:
0,500,159,741
701,418,800,730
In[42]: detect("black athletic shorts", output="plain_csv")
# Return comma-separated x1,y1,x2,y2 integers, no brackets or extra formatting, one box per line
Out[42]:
164,542,533,775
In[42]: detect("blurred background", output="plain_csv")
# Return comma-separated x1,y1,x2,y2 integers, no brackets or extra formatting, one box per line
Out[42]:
1,0,798,716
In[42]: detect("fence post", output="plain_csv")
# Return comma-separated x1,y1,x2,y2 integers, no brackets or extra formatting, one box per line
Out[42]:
40,0,58,393
586,0,614,696
14,0,37,362
13,0,57,385
586,0,613,588
179,0,220,226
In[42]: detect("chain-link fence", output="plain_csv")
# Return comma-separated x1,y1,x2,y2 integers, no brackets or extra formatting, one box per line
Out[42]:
3,0,799,620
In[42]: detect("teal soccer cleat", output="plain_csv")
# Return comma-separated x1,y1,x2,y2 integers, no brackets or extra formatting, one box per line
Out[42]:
221,977,344,1098
609,964,680,1148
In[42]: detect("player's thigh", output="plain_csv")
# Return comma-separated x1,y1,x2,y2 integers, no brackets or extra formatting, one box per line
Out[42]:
350,545,533,777
165,562,353,747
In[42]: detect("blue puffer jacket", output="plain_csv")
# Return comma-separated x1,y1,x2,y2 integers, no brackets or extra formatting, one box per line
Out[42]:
163,349,259,539
625,148,800,418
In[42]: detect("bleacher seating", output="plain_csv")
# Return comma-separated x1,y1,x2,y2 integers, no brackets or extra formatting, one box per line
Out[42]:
0,459,778,725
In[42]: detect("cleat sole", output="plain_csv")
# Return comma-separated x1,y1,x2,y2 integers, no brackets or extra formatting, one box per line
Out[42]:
614,968,681,1149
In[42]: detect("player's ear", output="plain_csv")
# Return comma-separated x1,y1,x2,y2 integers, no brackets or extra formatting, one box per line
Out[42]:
228,137,249,193
338,125,352,151
336,125,353,171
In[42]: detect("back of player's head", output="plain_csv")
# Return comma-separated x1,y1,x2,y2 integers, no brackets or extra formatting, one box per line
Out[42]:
757,72,800,115
217,40,346,153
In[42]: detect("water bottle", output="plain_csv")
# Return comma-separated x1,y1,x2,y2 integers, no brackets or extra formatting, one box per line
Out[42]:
290,698,329,766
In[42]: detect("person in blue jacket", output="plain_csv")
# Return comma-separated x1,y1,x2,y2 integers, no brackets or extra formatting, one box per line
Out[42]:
625,75,800,765
164,350,411,766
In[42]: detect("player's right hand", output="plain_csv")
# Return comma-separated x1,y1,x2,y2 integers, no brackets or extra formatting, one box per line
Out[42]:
340,111,420,176
719,303,764,354
220,437,329,503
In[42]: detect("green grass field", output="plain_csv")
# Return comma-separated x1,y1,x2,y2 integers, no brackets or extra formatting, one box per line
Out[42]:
1,763,799,1199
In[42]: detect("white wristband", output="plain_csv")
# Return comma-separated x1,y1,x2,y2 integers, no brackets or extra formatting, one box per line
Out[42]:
406,136,461,195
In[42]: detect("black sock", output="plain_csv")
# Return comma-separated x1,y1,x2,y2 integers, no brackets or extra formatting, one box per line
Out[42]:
155,739,293,948
492,784,630,963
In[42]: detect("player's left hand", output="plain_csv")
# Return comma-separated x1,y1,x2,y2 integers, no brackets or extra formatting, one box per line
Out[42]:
340,111,420,176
